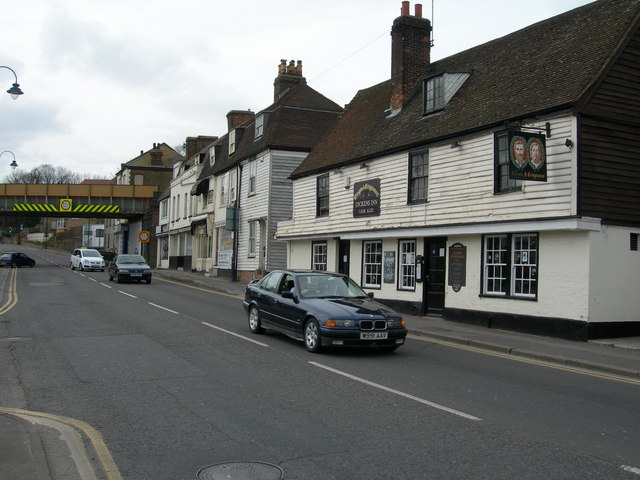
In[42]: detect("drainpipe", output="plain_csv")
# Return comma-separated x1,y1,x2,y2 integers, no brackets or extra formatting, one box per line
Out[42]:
231,164,243,282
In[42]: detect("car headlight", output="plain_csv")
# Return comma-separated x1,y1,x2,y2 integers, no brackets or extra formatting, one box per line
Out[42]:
387,317,405,327
119,268,130,273
323,319,356,328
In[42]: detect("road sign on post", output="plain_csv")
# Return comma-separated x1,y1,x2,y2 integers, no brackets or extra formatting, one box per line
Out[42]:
138,231,150,243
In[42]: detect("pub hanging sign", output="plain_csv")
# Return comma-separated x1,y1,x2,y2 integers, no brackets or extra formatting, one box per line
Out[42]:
509,131,547,182
353,178,381,217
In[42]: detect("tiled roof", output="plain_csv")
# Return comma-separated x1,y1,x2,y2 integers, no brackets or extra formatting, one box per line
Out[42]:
120,142,184,171
291,0,640,178
196,83,342,182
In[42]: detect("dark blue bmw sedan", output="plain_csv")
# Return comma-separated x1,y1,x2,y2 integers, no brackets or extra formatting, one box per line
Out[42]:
243,270,407,353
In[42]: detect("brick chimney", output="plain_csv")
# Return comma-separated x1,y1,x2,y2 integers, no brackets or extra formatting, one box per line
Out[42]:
185,135,218,159
150,143,163,165
274,59,306,101
390,2,431,111
226,110,254,131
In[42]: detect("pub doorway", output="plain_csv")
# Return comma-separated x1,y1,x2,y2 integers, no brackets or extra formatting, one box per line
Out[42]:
422,237,447,316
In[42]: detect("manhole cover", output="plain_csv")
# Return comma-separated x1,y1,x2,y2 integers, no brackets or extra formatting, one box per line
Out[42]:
197,461,284,480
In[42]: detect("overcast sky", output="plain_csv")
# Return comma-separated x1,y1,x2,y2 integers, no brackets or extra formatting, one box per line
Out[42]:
1,0,592,179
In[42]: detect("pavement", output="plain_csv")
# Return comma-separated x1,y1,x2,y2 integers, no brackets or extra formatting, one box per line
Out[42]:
2,268,639,479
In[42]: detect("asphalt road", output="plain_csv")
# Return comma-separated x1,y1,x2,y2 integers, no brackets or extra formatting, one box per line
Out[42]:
2,247,639,479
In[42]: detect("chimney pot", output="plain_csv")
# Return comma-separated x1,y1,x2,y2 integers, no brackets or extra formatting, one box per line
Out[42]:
390,2,431,111
273,58,307,101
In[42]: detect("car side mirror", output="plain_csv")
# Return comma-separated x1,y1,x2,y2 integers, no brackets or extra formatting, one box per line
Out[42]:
281,290,295,300
367,292,374,299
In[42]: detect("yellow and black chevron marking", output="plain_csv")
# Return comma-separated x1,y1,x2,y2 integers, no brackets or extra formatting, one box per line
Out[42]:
12,204,120,214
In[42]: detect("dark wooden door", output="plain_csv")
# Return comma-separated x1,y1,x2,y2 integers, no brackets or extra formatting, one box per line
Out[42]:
423,237,446,316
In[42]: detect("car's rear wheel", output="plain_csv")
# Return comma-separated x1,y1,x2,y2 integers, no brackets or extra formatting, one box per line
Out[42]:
304,318,322,353
248,306,265,334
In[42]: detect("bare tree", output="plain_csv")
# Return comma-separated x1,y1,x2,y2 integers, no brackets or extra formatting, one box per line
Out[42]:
3,164,84,184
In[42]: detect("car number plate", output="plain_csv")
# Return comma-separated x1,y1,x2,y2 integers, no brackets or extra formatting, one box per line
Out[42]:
360,331,388,340
131,273,142,277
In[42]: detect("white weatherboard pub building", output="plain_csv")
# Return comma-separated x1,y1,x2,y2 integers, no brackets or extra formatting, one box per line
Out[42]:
276,0,640,340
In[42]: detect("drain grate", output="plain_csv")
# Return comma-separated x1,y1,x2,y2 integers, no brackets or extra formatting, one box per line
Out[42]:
197,461,284,480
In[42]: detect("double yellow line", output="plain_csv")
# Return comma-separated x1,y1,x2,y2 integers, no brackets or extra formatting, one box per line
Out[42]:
0,267,18,315
0,407,123,480
0,268,123,479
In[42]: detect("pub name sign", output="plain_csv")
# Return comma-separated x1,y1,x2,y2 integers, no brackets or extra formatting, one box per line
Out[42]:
509,131,547,182
353,178,381,217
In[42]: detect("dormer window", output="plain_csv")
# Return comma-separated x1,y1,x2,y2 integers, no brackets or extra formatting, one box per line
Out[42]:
255,114,264,138
423,72,471,115
209,146,216,166
424,75,444,113
229,130,236,155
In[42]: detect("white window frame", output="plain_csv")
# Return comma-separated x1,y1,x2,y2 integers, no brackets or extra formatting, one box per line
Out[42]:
483,233,538,299
512,233,538,298
424,75,444,112
221,173,228,206
229,169,237,203
255,114,264,138
160,199,169,219
248,160,257,195
184,193,188,218
362,240,382,289
229,129,236,155
399,239,416,291
311,241,327,271
209,146,216,166
248,221,256,257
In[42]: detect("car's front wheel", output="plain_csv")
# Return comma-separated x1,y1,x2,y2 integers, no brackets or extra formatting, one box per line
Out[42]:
304,318,322,353
70,262,75,270
248,306,265,334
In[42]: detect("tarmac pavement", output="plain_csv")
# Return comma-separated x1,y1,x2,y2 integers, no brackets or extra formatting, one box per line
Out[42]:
2,267,639,479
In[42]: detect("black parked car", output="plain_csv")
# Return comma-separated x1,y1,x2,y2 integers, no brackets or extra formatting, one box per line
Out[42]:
243,270,407,353
0,252,35,268
107,254,152,284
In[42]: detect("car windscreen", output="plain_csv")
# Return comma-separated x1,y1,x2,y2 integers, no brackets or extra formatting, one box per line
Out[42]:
297,274,366,299
116,255,144,264
83,250,102,258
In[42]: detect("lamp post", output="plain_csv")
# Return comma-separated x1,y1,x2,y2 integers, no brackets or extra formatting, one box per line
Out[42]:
0,66,24,99
0,150,18,169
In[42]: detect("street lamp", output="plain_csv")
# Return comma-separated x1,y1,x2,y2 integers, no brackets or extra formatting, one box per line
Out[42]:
0,150,18,169
0,66,23,99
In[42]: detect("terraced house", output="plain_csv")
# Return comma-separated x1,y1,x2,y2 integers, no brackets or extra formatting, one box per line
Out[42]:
187,60,343,282
276,0,640,340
